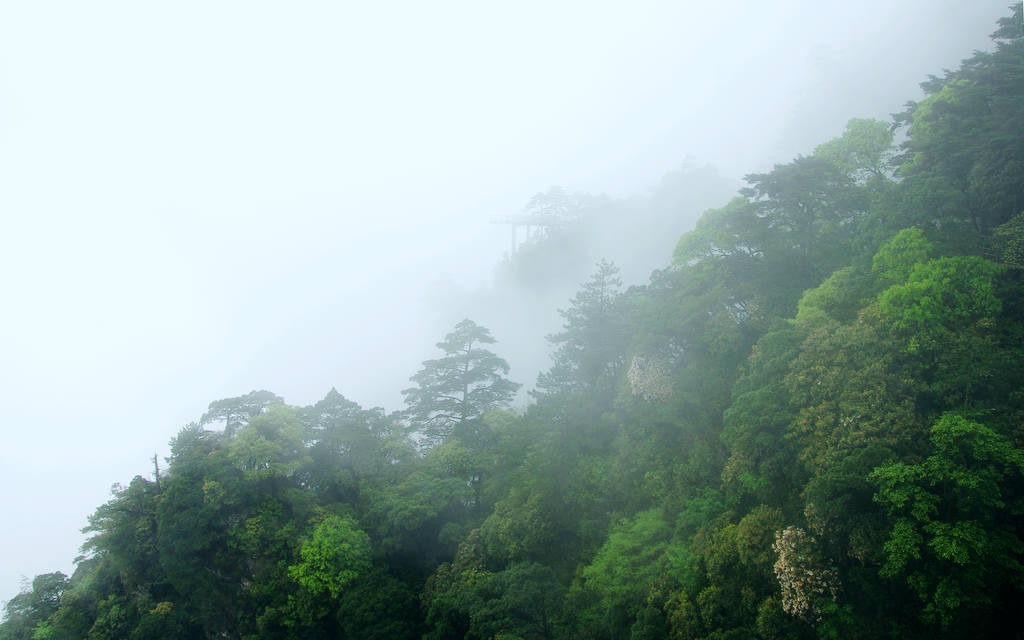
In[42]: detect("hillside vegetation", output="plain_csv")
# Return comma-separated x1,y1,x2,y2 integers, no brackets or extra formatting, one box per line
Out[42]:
4,8,1024,640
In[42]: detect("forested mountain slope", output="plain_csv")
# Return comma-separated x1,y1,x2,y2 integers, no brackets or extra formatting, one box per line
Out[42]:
4,8,1024,640
428,162,737,402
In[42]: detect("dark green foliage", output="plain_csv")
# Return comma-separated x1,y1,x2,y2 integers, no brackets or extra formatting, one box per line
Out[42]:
891,9,1024,248
870,414,1024,632
990,211,1024,267
336,568,422,639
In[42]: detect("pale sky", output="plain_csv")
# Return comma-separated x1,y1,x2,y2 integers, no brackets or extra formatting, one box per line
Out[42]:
0,0,1011,605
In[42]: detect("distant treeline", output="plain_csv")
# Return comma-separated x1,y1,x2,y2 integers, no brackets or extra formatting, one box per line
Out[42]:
4,7,1024,640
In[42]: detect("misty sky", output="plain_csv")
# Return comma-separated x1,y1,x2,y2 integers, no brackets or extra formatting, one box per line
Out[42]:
0,0,1011,604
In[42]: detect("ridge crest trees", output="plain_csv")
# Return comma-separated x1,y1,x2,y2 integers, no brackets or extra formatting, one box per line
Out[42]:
403,319,520,448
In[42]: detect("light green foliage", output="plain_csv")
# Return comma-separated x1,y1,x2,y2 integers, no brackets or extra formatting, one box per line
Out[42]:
814,118,895,182
427,438,480,480
870,227,933,289
870,413,1024,627
582,509,672,610
878,255,1003,408
878,256,1001,340
227,405,311,479
674,490,729,541
200,389,284,436
794,266,867,326
288,515,371,599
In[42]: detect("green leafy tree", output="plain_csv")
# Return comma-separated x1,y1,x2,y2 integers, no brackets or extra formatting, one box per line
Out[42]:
423,532,563,640
990,210,1024,267
365,465,474,563
226,405,311,480
403,319,520,448
721,324,802,505
673,197,765,282
335,568,422,640
155,429,252,636
878,256,1001,343
741,155,865,302
786,303,924,472
125,600,193,640
580,509,672,619
869,227,933,289
892,10,1024,244
870,413,1024,631
288,515,372,600
535,260,626,399
34,563,104,640
814,118,895,184
298,388,408,504
0,573,69,640
878,255,1003,408
80,476,162,594
200,389,284,436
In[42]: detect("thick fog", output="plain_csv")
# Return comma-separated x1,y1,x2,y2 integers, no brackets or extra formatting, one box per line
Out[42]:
0,0,1010,604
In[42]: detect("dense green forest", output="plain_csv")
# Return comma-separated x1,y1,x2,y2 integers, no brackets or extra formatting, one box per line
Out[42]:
5,9,1024,640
